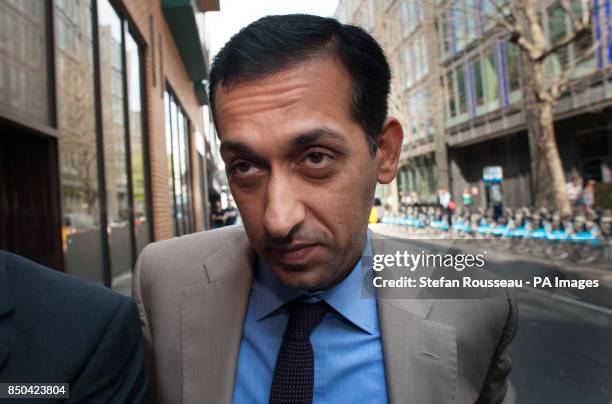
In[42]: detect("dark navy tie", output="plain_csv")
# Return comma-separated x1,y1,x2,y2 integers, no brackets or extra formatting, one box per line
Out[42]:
269,300,329,404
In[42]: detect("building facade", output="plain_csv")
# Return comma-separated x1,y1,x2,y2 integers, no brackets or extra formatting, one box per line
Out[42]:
439,0,612,209
0,0,220,291
336,0,612,211
336,0,448,208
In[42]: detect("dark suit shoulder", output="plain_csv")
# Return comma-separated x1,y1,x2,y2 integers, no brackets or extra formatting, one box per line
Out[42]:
1,251,150,401
3,250,128,315
0,251,144,388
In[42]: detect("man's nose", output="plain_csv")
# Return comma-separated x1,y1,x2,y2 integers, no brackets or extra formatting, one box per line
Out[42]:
262,172,305,239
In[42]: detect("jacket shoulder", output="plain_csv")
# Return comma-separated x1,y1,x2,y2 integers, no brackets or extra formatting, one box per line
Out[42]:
136,225,251,289
3,250,129,315
141,226,247,261
0,250,140,382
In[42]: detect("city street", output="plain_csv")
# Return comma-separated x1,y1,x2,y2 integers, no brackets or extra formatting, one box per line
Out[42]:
372,224,612,404
1,1,611,402
511,290,612,403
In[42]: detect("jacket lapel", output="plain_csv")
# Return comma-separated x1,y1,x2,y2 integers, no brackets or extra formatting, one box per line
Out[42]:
378,299,457,404
370,233,458,404
181,230,254,404
0,252,15,370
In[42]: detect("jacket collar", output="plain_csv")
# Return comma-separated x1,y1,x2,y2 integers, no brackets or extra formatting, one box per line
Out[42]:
181,228,255,403
182,227,455,404
200,228,255,283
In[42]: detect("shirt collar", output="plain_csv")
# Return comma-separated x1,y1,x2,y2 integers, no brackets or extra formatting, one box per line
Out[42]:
252,235,376,335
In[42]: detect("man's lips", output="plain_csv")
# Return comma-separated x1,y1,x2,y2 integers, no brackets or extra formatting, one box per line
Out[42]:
266,243,320,265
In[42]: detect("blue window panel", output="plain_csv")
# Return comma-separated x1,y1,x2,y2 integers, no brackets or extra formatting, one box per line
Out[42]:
495,42,509,107
606,0,612,64
594,0,604,68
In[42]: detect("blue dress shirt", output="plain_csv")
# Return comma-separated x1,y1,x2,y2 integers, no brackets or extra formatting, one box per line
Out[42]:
232,243,388,404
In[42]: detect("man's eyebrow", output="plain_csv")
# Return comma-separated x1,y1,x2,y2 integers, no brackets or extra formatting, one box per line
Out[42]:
290,128,347,147
219,127,347,156
220,141,254,156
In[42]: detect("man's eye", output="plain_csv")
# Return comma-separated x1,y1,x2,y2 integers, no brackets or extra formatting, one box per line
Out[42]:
236,162,252,173
305,152,332,166
231,161,260,176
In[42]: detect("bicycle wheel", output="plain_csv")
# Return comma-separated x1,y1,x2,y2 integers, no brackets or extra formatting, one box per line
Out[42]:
570,244,602,264
546,241,569,261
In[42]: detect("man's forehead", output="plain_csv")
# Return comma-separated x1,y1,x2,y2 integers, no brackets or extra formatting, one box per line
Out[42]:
216,64,314,99
214,57,353,128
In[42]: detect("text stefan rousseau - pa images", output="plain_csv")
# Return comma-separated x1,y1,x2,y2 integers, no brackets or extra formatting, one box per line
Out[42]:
372,251,486,272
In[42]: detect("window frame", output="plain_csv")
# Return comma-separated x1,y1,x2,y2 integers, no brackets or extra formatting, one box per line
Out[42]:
165,86,196,237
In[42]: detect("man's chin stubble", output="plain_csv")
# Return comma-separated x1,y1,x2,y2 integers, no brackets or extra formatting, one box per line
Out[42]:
272,267,339,291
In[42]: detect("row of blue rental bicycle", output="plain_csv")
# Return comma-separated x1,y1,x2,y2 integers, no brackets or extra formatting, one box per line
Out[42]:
381,206,612,265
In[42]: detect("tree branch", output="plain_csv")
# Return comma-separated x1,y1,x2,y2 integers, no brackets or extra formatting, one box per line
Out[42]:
536,23,591,62
478,0,541,57
559,0,581,30
549,41,599,99
559,0,592,31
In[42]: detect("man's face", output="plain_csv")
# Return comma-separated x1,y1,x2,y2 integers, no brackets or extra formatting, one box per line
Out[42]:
216,57,395,290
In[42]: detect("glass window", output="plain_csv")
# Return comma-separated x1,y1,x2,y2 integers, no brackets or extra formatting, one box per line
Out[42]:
483,48,500,110
400,1,408,37
407,94,415,138
98,0,132,282
504,42,521,102
416,90,428,137
414,1,422,23
165,90,195,236
177,109,190,232
571,0,595,76
472,56,485,112
420,36,429,76
465,0,477,43
457,64,468,115
413,42,421,81
452,0,465,51
125,26,151,255
547,3,569,77
0,0,51,124
164,91,177,235
480,0,496,32
400,0,415,37
404,46,413,88
366,0,375,31
55,0,104,283
441,10,452,55
408,94,416,138
446,71,457,119
171,98,183,235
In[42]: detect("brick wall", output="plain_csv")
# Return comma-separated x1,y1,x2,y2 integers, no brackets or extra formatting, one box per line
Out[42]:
119,0,206,240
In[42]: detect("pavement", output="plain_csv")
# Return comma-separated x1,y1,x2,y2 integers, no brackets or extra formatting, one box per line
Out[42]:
112,271,133,297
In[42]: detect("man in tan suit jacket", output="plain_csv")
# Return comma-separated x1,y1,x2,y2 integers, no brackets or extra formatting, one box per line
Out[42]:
134,14,517,404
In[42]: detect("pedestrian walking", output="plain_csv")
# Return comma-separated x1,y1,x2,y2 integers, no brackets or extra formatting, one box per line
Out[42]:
211,200,225,228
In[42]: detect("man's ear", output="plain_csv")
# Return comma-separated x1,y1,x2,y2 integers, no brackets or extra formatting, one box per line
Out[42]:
376,117,403,184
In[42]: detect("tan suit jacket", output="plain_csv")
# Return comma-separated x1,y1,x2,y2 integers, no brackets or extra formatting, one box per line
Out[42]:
133,225,517,404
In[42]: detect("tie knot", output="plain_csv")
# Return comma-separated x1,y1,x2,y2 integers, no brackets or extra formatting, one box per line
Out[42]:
284,300,329,340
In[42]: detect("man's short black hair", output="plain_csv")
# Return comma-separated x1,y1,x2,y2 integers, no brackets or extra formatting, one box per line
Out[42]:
208,14,391,154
